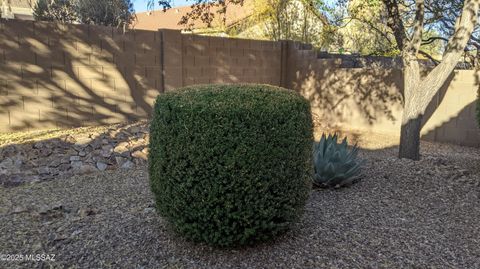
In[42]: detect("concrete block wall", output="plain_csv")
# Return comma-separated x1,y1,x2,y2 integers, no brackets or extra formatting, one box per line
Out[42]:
285,42,480,147
1,20,479,147
160,29,282,90
421,70,480,147
0,20,161,132
182,34,282,86
0,21,282,132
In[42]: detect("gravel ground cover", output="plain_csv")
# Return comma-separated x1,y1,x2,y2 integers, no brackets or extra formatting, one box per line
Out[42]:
1,129,480,268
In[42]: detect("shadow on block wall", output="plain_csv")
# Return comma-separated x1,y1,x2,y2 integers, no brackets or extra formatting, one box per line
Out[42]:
2,21,479,148
420,70,480,146
420,72,453,128
290,56,404,133
0,20,161,132
0,22,284,132
422,100,480,147
288,43,480,146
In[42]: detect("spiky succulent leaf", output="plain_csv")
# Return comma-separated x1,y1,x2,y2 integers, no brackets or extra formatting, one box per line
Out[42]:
313,133,364,188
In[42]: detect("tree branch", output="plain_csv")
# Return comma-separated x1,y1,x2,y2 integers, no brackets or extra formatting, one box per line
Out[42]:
418,49,439,65
420,0,480,109
421,36,449,45
406,0,425,55
300,0,330,26
383,0,408,50
353,17,394,45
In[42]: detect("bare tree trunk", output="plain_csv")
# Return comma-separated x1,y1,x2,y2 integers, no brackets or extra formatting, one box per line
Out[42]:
383,0,480,160
399,118,422,160
399,55,422,160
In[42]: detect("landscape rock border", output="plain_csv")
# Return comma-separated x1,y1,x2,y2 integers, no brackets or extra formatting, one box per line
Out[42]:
0,122,150,187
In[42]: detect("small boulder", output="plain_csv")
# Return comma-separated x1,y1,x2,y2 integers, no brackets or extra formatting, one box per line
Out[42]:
96,162,108,171
121,160,134,169
70,156,81,162
131,150,148,160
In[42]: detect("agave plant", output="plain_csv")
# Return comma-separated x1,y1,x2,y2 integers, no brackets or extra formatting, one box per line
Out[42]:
313,133,364,188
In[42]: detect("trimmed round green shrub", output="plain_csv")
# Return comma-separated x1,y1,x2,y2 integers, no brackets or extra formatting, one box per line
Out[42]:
149,84,313,247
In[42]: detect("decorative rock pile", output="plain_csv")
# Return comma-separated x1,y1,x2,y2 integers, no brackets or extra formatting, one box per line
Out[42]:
0,123,150,187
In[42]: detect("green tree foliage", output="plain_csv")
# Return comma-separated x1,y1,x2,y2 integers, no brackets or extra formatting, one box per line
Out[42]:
33,0,134,28
77,0,134,28
327,0,447,57
424,0,480,67
156,0,245,29
33,0,78,24
246,0,330,48
332,0,398,55
154,0,331,48
149,84,313,247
